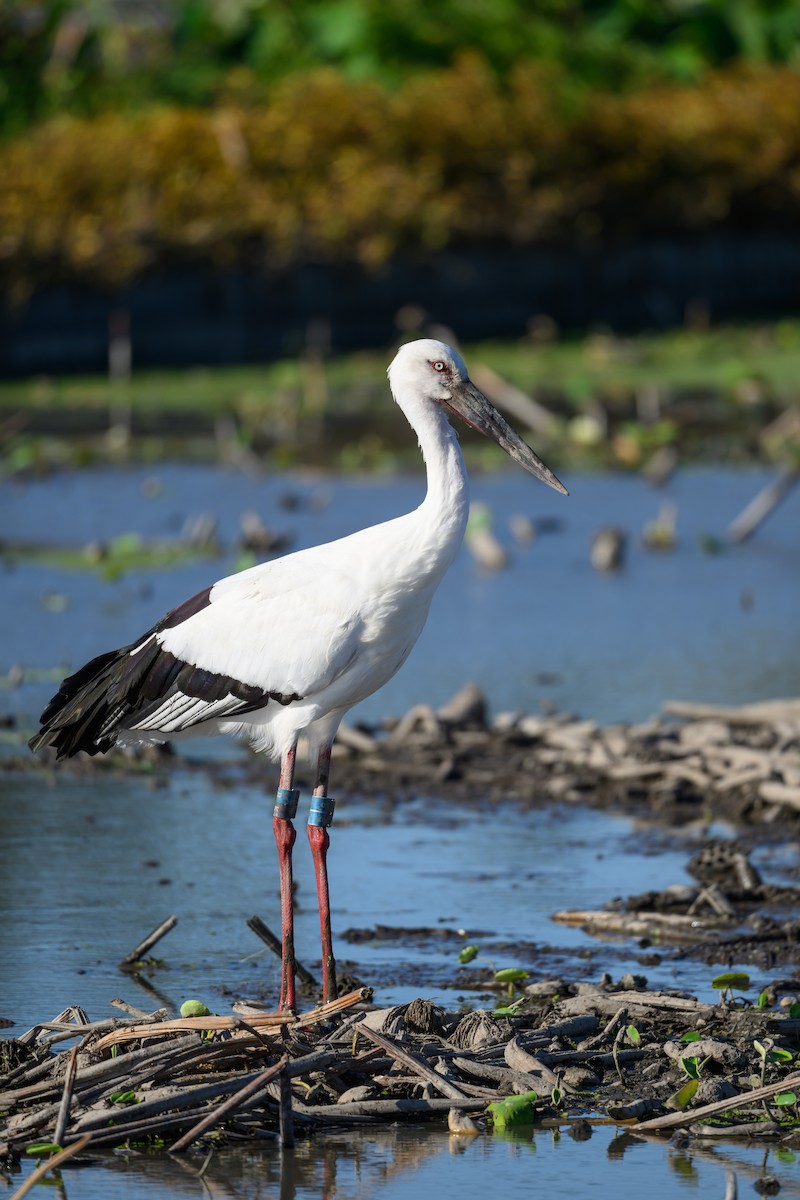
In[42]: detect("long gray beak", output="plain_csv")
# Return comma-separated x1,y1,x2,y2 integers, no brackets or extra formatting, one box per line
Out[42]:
445,379,568,496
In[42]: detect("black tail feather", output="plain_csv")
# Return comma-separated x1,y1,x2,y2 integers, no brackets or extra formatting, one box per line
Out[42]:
29,647,135,758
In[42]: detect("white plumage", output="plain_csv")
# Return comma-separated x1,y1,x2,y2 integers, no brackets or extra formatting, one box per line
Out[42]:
31,338,567,1008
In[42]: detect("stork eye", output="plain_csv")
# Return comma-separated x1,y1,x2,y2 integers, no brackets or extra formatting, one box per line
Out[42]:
432,360,446,372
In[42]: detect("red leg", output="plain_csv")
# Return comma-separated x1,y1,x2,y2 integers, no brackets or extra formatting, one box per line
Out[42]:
273,744,298,1011
308,746,337,1003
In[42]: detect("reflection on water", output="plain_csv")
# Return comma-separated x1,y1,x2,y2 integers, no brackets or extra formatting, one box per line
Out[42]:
8,1124,800,1200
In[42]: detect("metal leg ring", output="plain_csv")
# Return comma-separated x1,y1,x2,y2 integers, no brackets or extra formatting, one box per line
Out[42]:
274,787,299,820
308,796,336,828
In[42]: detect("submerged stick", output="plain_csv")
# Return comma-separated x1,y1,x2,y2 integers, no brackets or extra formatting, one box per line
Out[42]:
9,1135,92,1200
246,915,318,989
279,1065,294,1148
119,916,178,966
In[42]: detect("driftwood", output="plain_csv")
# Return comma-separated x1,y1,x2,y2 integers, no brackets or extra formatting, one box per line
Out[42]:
635,1071,800,1133
727,466,800,543
3,971,800,1175
119,915,178,967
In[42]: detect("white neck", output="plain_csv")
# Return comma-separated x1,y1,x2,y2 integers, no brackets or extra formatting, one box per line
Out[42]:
405,399,471,581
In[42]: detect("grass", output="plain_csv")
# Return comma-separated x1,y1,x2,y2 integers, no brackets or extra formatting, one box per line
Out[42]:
2,320,800,473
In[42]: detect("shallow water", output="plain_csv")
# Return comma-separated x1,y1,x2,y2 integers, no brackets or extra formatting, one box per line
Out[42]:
2,465,799,1198
0,769,700,1034
7,1124,800,1200
3,464,800,732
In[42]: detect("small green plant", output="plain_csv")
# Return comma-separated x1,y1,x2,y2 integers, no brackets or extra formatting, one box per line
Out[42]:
754,1039,793,1087
492,968,529,1016
712,971,750,1005
667,1077,699,1111
680,1056,702,1080
458,945,479,965
487,1090,539,1132
494,968,529,999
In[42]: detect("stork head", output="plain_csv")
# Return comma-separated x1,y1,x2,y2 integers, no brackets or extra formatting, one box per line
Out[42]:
388,339,568,496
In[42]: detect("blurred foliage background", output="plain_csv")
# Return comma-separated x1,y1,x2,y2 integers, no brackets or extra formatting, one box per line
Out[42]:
3,1,800,294
4,0,800,134
2,4,800,470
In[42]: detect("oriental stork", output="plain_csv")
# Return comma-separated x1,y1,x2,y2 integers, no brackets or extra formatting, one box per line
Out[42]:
30,339,567,1009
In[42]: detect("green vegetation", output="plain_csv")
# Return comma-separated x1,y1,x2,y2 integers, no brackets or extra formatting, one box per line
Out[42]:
4,57,800,296
487,1090,539,1131
5,0,800,137
2,322,799,475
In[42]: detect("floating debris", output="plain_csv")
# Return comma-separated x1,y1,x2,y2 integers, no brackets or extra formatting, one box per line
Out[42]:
465,503,508,571
590,527,627,571
642,501,677,550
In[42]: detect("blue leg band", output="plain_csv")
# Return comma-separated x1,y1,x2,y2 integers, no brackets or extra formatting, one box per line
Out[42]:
308,796,336,828
274,787,299,820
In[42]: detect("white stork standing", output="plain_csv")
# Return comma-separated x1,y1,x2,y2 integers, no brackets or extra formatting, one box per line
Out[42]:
30,339,567,1009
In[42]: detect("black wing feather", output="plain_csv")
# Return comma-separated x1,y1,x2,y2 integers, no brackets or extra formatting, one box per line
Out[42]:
29,586,300,760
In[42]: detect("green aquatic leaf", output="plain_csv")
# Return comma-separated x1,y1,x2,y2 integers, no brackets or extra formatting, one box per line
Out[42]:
180,999,212,1018
712,972,750,990
626,1025,641,1045
774,1092,798,1106
492,1001,525,1017
25,1143,62,1156
494,969,529,984
667,1078,699,1110
458,945,479,964
487,1091,539,1131
680,1057,700,1080
680,1030,701,1042
769,1047,794,1063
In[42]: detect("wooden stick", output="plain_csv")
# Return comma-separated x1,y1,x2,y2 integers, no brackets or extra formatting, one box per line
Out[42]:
169,1057,287,1153
91,986,371,1051
302,1097,491,1119
119,915,177,966
247,915,318,989
634,1071,800,1132
9,1134,92,1200
278,1065,295,1148
357,1024,467,1100
663,698,800,726
470,363,558,437
52,1044,78,1148
727,466,800,543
